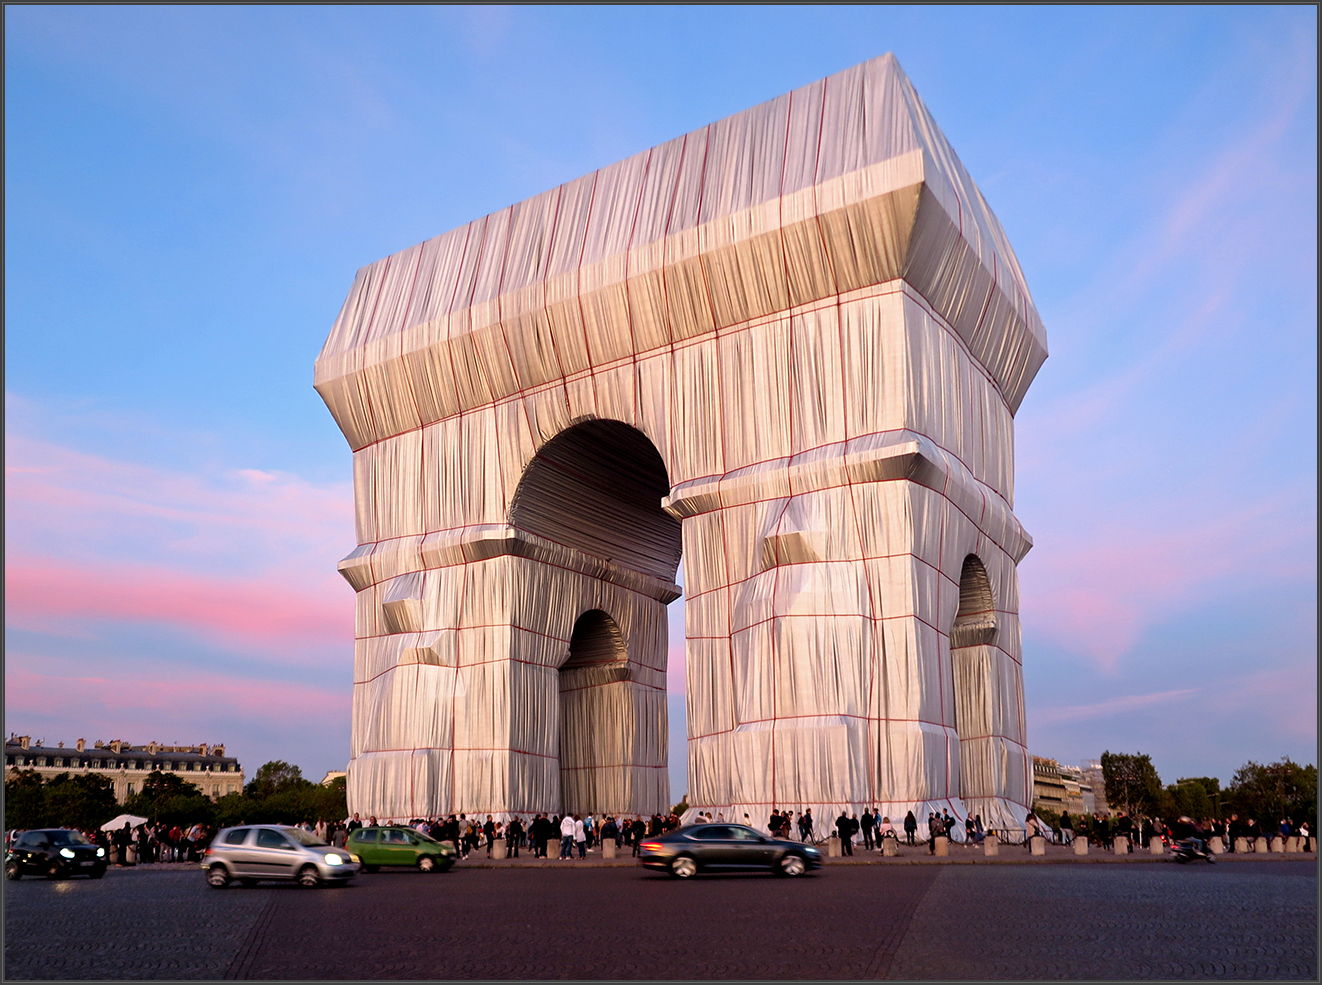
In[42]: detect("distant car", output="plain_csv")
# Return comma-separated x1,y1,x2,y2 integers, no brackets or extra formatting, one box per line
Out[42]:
347,826,456,873
202,825,360,888
6,829,107,880
637,824,822,878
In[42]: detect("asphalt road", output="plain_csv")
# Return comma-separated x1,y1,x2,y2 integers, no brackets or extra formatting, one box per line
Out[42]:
4,858,1315,980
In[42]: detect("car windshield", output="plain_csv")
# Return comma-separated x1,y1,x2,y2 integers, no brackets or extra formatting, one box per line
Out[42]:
285,828,327,847
49,831,91,846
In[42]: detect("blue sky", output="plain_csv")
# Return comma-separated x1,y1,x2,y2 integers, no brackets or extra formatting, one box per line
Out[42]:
6,5,1316,794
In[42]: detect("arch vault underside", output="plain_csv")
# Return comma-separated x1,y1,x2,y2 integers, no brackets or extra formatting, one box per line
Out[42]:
317,53,1046,832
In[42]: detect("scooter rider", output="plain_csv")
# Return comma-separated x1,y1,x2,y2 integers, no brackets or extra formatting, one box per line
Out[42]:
1172,815,1205,853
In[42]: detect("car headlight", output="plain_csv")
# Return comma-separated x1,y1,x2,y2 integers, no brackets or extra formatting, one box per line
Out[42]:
96,848,106,857
348,853,360,863
60,848,76,859
324,853,343,865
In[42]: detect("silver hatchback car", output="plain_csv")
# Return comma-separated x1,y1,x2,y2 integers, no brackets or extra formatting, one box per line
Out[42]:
203,825,360,888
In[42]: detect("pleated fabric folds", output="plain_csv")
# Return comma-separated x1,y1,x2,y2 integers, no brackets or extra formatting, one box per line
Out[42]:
318,53,1045,831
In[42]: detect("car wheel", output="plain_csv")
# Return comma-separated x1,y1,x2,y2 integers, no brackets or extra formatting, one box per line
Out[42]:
778,853,807,877
670,855,698,879
45,861,64,881
363,865,379,874
297,865,321,888
88,867,105,879
5,861,21,881
418,855,436,873
207,865,231,888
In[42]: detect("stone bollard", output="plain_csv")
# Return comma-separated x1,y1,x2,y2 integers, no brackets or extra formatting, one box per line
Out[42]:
1074,836,1089,855
1255,836,1270,853
882,838,898,857
1209,837,1224,854
1112,835,1129,855
1234,837,1248,854
1030,836,1046,856
1270,837,1284,853
1284,836,1299,853
983,835,999,856
602,839,616,859
1149,837,1164,855
492,841,507,860
828,836,841,858
934,836,949,857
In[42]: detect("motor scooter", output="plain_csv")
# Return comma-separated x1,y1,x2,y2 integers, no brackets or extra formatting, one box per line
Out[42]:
1172,837,1215,863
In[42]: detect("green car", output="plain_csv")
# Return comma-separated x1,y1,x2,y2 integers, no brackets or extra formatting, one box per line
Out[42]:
347,826,455,873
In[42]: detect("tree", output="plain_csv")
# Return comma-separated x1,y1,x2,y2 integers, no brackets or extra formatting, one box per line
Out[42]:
1226,759,1316,827
245,761,308,799
43,772,117,831
1100,751,1161,818
124,770,214,827
670,794,689,816
5,768,50,830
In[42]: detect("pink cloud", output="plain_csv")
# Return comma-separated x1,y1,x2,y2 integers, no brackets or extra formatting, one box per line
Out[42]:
5,663,348,723
1020,486,1315,671
5,555,352,646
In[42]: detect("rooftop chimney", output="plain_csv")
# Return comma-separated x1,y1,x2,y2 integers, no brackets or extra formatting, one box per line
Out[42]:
76,738,86,752
94,740,104,749
58,741,64,748
19,736,30,750
199,743,209,757
213,745,225,757
110,740,123,754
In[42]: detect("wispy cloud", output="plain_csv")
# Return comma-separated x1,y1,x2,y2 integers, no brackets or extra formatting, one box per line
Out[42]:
1034,687,1198,727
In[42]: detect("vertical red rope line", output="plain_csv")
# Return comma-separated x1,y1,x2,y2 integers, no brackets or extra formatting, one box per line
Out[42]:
538,185,573,423
448,215,491,817
575,171,602,410
764,90,797,814
655,133,690,804
623,150,655,432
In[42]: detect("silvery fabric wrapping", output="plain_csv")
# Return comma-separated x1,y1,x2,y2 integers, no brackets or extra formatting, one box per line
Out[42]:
316,53,1046,833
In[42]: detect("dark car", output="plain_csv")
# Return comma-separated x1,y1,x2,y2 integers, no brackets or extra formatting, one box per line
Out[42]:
637,824,822,878
6,829,107,880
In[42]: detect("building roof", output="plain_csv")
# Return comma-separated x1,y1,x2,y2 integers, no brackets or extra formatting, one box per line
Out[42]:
5,740,239,769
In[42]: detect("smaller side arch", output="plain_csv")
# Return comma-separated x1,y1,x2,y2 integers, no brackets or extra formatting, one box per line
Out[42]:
951,555,997,648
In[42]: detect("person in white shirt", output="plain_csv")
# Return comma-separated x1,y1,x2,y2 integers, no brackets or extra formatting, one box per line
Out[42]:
574,815,587,858
559,814,576,859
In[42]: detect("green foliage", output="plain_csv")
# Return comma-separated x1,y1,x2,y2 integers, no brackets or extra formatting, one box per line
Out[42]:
215,763,347,826
124,771,215,828
1157,777,1218,821
4,768,117,831
670,794,689,816
1225,758,1316,827
1100,751,1162,818
1032,805,1061,833
245,761,305,799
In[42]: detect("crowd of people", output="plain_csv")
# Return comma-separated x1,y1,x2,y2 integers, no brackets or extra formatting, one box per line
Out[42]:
335,811,688,859
1042,810,1312,852
4,821,216,865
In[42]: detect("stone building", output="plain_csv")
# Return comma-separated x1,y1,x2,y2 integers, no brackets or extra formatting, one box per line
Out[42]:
1032,757,1068,815
4,735,244,803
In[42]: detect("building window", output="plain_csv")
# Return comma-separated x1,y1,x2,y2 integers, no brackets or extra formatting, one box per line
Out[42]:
37,758,46,766
4,757,12,766
212,786,220,797
127,783,135,796
92,760,101,768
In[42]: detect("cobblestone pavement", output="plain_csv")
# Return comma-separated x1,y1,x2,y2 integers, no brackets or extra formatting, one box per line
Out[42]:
3,868,271,980
3,858,1314,980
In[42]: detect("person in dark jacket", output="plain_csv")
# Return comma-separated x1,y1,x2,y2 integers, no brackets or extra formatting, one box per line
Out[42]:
631,817,647,855
861,809,875,850
835,813,854,855
903,811,918,846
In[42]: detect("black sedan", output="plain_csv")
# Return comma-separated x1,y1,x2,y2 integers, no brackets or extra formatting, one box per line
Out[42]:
6,829,107,880
638,824,822,878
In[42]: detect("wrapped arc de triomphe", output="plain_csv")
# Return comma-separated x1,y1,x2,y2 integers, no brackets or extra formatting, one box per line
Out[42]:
316,53,1047,833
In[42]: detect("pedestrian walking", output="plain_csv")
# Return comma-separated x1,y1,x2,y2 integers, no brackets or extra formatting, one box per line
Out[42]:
904,811,918,846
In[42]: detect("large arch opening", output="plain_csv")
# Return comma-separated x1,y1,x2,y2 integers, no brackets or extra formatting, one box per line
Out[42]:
511,420,679,818
509,419,681,582
951,555,998,802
